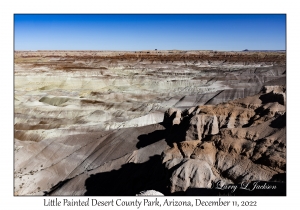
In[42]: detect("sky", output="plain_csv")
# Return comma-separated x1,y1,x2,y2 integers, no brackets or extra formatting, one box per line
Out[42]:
14,14,286,51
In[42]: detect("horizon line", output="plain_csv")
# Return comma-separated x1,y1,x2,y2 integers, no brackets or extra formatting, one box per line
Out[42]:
14,49,286,52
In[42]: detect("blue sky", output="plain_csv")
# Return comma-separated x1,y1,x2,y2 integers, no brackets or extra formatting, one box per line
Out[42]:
14,14,286,51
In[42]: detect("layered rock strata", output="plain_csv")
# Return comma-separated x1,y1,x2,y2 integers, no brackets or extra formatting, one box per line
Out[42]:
162,86,286,194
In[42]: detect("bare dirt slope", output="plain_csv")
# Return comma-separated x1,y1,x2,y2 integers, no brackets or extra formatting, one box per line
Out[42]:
14,50,286,195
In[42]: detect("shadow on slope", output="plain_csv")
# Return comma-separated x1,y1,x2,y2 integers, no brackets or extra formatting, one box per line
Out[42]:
270,112,286,128
136,121,188,149
84,155,168,196
136,130,167,149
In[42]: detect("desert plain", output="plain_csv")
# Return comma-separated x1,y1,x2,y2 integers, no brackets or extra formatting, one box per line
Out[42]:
14,50,286,195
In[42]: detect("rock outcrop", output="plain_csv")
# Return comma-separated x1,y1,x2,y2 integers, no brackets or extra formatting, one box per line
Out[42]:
136,190,164,196
162,85,286,194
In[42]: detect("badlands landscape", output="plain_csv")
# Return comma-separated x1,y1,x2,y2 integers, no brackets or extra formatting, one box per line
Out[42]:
14,50,286,196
